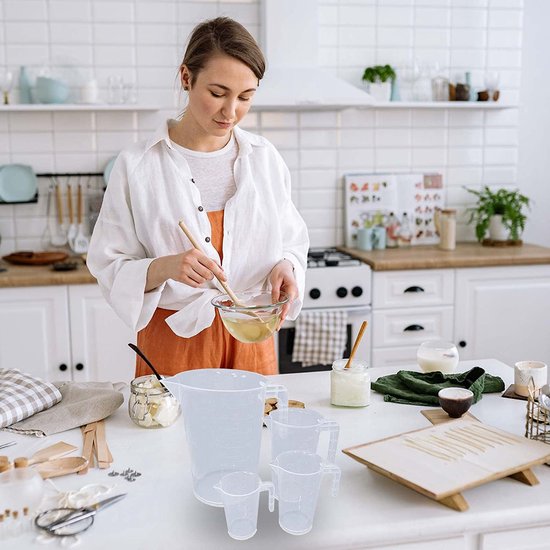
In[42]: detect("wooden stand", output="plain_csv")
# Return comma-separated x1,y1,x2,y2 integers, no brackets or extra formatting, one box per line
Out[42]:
343,417,550,512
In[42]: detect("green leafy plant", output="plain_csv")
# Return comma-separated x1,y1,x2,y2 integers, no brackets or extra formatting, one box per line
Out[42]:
465,186,531,241
362,64,396,84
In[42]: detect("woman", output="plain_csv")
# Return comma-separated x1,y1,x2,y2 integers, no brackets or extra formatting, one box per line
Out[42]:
87,17,309,377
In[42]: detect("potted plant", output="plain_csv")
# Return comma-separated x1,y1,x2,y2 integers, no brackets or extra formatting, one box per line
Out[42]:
465,186,531,243
362,64,396,102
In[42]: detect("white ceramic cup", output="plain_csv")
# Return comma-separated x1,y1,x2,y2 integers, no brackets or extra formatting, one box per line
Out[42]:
514,361,548,397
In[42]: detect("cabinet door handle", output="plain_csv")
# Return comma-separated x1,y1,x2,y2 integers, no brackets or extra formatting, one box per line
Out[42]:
403,324,424,332
75,363,84,371
458,340,467,348
59,363,68,372
404,286,425,293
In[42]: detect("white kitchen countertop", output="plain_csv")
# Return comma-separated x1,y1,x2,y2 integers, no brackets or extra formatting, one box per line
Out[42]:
2,359,550,550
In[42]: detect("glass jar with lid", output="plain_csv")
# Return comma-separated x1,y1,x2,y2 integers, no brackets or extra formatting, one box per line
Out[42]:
128,375,181,428
330,359,370,407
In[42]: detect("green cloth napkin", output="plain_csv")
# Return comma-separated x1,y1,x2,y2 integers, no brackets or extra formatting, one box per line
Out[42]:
372,366,505,406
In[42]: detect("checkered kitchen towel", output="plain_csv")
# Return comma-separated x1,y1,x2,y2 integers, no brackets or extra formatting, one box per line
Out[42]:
291,310,348,367
0,369,62,429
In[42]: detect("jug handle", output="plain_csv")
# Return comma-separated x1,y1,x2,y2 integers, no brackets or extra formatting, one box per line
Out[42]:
321,420,340,464
322,463,341,497
265,385,288,410
259,481,275,512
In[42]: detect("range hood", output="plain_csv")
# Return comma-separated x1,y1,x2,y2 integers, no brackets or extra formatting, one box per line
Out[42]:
253,0,374,110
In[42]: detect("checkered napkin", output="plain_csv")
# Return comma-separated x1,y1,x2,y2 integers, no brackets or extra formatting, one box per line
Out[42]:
291,310,348,367
0,369,62,429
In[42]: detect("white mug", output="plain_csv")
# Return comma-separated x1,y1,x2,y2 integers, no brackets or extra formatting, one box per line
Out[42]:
514,361,548,397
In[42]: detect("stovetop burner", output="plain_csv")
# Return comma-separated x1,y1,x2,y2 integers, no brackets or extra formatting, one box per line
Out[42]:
307,247,361,268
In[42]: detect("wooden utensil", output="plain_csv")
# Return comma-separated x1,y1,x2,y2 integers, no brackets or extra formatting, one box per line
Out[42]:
36,456,88,479
344,320,368,369
22,441,78,466
66,181,77,248
79,423,96,474
94,420,111,469
52,178,67,246
178,219,265,322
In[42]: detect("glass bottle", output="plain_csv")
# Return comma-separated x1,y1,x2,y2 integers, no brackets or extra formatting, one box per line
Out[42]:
331,359,370,407
397,212,412,248
386,211,400,249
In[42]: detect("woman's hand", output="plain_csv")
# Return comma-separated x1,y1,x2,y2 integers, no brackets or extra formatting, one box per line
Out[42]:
269,259,297,326
146,250,226,292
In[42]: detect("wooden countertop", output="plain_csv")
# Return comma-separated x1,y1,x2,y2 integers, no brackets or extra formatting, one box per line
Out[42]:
338,242,550,271
0,262,96,288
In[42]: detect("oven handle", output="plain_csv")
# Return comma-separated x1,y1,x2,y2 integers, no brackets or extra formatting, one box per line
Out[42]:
282,306,372,328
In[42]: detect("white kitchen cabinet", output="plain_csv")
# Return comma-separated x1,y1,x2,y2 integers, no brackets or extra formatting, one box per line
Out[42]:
454,265,550,367
0,284,135,382
371,269,455,367
0,286,71,381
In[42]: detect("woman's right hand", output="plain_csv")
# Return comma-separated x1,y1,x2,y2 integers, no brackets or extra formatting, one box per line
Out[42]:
146,250,226,292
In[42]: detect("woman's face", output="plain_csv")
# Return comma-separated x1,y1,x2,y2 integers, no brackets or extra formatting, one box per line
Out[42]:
182,54,257,139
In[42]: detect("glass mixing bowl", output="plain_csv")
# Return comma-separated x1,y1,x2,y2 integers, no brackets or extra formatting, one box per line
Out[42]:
211,291,288,344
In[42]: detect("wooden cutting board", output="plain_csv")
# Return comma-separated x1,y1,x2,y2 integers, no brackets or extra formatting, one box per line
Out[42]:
2,251,68,265
343,418,550,511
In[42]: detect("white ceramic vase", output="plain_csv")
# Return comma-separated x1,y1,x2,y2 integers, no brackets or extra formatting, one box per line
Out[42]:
368,81,392,102
488,214,509,241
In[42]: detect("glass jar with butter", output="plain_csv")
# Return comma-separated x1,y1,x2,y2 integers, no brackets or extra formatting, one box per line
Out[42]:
128,375,181,428
330,359,370,407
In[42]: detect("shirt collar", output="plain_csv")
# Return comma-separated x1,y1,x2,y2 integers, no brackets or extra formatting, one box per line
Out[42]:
145,119,266,157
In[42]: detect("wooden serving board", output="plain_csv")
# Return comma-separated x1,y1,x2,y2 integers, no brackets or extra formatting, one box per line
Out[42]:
343,418,550,512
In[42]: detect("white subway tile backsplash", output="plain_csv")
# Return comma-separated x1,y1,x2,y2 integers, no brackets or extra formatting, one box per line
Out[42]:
448,128,483,146
377,6,414,27
489,9,522,28
49,1,91,22
50,22,93,44
414,7,451,28
93,2,134,23
4,0,46,21
484,146,518,164
448,148,483,165
14,216,47,238
0,0,526,250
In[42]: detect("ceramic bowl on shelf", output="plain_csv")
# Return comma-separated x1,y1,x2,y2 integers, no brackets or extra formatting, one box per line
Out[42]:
211,291,288,344
34,76,69,104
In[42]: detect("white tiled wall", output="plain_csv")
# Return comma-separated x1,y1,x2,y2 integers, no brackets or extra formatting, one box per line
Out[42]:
0,0,523,253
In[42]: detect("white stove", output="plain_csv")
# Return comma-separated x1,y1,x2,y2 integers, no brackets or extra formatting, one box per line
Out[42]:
304,248,371,309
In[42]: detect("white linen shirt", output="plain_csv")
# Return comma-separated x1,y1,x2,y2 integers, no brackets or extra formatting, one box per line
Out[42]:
87,120,309,338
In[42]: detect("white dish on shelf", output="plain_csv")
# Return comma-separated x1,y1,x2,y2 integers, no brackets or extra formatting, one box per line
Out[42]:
0,163,38,202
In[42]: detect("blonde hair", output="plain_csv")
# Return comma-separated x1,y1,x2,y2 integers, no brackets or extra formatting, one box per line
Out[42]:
179,17,266,87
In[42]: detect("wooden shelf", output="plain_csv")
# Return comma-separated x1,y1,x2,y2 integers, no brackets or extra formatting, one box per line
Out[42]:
0,104,159,112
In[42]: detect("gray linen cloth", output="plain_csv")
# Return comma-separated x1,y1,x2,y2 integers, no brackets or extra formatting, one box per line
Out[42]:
4,381,125,437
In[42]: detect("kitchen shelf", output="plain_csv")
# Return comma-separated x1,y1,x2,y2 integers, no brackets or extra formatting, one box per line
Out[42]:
0,104,159,112
0,191,38,205
371,101,515,109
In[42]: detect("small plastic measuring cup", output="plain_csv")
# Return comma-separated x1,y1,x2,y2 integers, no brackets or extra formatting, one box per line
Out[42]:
270,451,340,536
265,408,339,463
215,471,274,540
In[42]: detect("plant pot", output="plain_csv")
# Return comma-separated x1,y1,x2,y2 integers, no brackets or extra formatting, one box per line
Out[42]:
368,81,391,102
488,215,509,241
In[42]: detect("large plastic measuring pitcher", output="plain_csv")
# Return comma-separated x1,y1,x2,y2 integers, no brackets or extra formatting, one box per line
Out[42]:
163,369,287,507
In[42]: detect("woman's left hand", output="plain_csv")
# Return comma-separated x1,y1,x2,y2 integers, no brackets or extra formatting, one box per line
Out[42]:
269,259,297,326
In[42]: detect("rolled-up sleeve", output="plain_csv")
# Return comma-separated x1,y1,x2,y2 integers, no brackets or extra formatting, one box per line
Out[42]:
87,155,165,332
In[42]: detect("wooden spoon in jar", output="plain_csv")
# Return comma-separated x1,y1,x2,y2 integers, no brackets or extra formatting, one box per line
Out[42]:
344,320,368,369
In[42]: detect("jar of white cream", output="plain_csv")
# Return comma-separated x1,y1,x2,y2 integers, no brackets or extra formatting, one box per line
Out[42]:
330,359,370,407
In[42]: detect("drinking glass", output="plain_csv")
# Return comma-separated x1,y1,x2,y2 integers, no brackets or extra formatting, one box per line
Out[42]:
417,341,459,374
0,70,14,105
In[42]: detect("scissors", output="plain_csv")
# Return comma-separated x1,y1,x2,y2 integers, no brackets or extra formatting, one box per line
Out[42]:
35,494,127,537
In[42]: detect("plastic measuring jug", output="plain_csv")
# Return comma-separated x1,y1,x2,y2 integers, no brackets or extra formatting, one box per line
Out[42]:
215,471,274,540
270,450,340,536
265,408,339,462
163,369,287,507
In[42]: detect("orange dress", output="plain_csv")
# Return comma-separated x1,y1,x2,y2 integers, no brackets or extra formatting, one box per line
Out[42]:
135,210,277,377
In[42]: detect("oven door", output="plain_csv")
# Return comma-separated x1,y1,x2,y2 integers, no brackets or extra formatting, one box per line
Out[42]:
275,306,372,374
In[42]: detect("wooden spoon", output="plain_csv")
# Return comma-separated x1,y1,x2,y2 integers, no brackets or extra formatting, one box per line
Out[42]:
178,220,265,322
36,456,88,479
344,320,368,369
15,441,78,467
